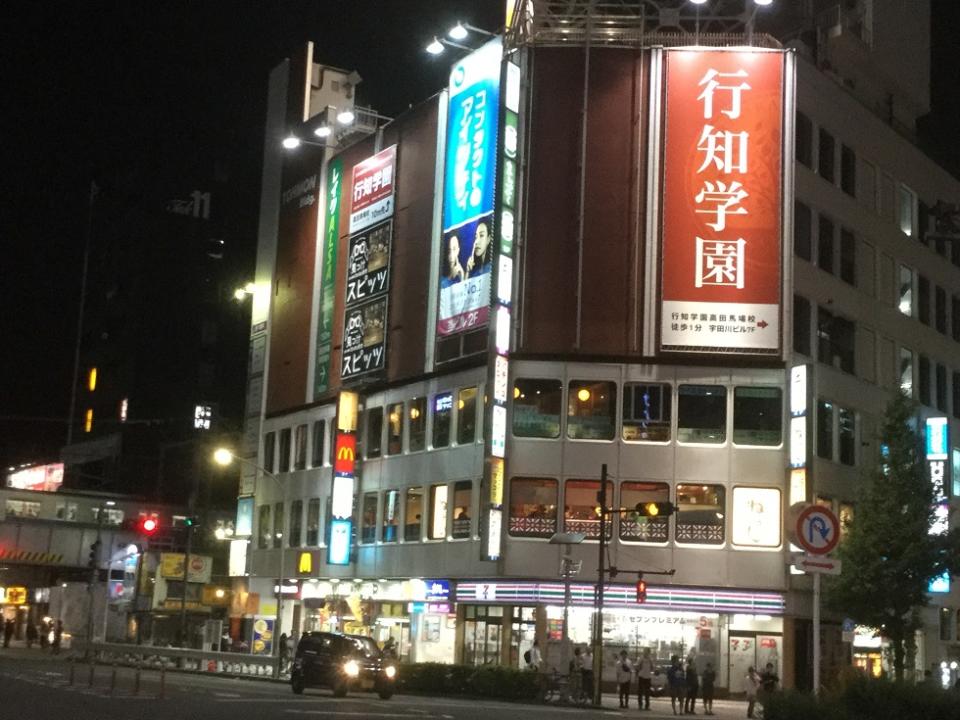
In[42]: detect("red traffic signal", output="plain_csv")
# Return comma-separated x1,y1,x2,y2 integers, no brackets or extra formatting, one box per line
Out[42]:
636,578,648,604
139,517,159,535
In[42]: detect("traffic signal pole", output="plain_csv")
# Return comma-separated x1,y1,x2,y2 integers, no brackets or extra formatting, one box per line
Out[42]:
592,464,607,707
84,508,104,660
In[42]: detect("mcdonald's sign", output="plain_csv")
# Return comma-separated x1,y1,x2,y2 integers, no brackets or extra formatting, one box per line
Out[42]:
334,432,357,475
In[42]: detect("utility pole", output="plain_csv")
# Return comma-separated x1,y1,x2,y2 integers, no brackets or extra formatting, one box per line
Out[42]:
178,521,194,648
84,507,104,659
592,463,607,707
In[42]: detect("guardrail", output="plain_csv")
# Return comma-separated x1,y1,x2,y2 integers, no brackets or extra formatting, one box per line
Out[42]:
79,641,280,679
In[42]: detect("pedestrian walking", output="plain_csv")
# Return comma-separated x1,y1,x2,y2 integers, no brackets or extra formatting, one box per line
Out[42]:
744,666,761,719
52,620,63,655
25,621,37,649
701,662,717,715
684,658,699,714
636,647,654,711
667,655,685,716
616,650,633,708
580,646,595,703
524,639,542,671
39,620,49,649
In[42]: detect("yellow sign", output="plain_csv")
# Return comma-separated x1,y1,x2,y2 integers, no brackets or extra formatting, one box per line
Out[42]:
489,458,504,505
201,586,230,606
298,551,313,574
337,391,359,432
1,587,27,605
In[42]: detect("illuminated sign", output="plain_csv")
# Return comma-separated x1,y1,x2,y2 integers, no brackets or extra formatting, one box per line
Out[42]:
424,579,451,601
327,519,352,565
2,587,27,605
6,463,64,492
659,49,785,354
486,508,502,560
789,468,807,506
495,306,511,355
193,404,213,430
493,355,509,404
337,391,359,432
334,432,357,475
236,496,254,537
341,297,387,381
925,418,950,537
314,157,343,398
431,485,448,540
497,256,513,304
928,572,951,594
435,393,453,414
790,365,807,416
489,457,504,505
789,417,806,468
732,487,781,548
298,551,313,574
228,539,248,577
349,145,397,234
491,405,507,458
437,38,502,338
331,476,354,520
926,417,949,460
345,220,392,306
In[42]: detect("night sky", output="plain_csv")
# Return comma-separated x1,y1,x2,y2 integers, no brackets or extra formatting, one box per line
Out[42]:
2,1,958,470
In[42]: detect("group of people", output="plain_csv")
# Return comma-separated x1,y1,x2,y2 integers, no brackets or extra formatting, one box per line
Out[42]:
660,654,718,715
2,617,63,652
743,663,780,719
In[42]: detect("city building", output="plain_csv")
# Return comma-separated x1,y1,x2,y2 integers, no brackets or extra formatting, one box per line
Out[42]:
229,0,959,690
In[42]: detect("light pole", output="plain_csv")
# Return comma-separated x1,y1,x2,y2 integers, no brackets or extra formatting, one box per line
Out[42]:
213,448,285,678
549,531,584,701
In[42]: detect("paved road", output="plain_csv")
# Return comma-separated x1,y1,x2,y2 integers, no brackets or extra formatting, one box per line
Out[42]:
0,652,751,720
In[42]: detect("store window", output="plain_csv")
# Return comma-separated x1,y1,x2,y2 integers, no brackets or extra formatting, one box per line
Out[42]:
289,500,303,548
794,294,811,356
838,407,856,466
622,383,671,442
508,477,558,539
428,484,448,540
817,400,833,460
294,424,308,470
567,380,616,440
258,504,271,549
794,201,812,261
620,482,669,543
361,493,378,544
382,489,400,543
409,398,426,452
452,481,472,538
731,487,781,548
564,479,613,539
675,484,725,545
386,403,403,455
6,499,41,519
278,428,291,472
899,348,913,396
366,407,383,458
311,420,325,468
677,385,726,444
273,502,284,548
513,378,562,438
404,487,423,541
306,499,320,546
733,387,782,446
263,431,276,473
457,387,478,444
840,228,856,286
432,393,453,448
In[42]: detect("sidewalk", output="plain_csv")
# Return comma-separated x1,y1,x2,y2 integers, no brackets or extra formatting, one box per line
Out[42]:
596,692,751,719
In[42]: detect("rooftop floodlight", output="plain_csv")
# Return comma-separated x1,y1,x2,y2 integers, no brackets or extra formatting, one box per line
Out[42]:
753,0,773,5
314,124,332,138
426,37,444,55
336,109,355,125
282,135,301,150
448,22,468,41
690,0,709,4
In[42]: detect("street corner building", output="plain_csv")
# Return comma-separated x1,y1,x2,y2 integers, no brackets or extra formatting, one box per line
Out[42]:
228,0,960,692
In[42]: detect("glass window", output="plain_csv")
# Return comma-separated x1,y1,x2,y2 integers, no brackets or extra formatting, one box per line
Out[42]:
937,364,948,412
619,482,669,543
432,393,453,448
677,385,726,444
294,424,308,470
733,387,782,446
818,128,835,183
386,403,404,455
840,228,856,285
838,407,856,466
840,144,856,196
675,484,725,545
731,487,781,548
818,308,855,374
817,215,834,274
936,287,947,334
304,499,319,546
563,479,613,539
428,484,448,540
918,275,930,325
817,400,834,460
457,387,478,444
382,490,400,543
6,500,41,519
513,379,562,438
508,477,557,539
567,380,616,440
263,431,276,473
622,383,671,442
289,500,303,548
452,481,472,539
258,504,271,549
409,398,426,452
361,493,378,544
794,295,811,356
899,185,915,236
794,201,812,261
899,348,913,396
273,502,284,548
918,354,931,405
404,487,423,541
898,265,913,315
55,501,78,521
311,420,325,468
278,428,291,473
795,112,812,167
366,407,383,458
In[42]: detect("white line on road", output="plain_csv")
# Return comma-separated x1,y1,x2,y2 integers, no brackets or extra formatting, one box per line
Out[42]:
284,712,435,718
213,692,243,698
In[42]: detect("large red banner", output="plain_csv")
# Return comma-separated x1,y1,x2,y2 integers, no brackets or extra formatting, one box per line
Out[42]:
660,50,784,353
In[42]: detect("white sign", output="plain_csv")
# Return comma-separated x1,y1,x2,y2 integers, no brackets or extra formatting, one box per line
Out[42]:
790,365,807,416
474,581,498,601
732,487,781,548
789,416,806,468
794,505,840,556
793,553,842,575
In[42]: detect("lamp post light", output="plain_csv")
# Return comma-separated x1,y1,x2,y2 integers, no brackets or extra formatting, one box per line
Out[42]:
549,531,585,700
213,448,285,678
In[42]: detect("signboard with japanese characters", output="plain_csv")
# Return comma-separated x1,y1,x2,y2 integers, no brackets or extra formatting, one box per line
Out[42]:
345,220,392,306
659,50,785,354
348,145,396,234
341,296,387,381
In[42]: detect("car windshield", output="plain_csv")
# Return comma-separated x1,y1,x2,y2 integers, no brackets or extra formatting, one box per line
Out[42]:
349,636,381,658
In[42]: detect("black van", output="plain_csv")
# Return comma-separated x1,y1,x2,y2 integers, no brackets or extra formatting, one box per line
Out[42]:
290,632,397,698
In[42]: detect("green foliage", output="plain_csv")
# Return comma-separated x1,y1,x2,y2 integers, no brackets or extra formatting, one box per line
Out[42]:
763,673,958,720
397,662,540,701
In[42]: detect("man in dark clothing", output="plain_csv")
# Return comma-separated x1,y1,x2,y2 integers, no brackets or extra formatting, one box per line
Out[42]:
667,655,685,716
760,662,779,693
684,658,699,714
701,662,717,715
52,620,63,654
25,622,37,649
3,619,13,648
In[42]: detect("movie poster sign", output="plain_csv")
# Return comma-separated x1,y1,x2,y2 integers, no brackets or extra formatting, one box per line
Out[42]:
349,145,396,234
341,296,387,380
659,50,785,354
345,220,392,305
437,38,502,338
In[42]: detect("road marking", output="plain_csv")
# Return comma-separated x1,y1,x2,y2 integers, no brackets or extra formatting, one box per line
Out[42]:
285,713,435,718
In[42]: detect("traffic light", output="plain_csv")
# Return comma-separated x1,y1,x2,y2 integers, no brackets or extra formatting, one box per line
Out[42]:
636,576,647,604
88,539,101,568
635,501,675,518
138,516,159,536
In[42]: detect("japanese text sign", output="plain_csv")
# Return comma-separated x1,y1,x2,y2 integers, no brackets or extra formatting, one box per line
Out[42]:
660,50,785,354
349,145,396,234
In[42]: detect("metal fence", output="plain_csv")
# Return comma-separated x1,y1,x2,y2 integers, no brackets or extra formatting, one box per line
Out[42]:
80,641,280,678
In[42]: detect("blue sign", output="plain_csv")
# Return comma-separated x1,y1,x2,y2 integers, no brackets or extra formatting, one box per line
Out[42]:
424,579,450,602
925,417,949,459
928,571,951,594
236,496,254,537
327,518,352,566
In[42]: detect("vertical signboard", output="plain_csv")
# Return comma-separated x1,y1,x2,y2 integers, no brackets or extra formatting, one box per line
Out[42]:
341,147,396,383
314,157,343,398
328,391,359,566
437,39,502,341
659,50,785,354
925,417,950,592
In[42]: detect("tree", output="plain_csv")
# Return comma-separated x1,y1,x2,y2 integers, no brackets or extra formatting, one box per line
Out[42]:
825,392,939,681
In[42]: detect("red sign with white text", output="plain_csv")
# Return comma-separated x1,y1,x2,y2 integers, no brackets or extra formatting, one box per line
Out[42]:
660,50,784,354
349,145,397,234
333,431,357,476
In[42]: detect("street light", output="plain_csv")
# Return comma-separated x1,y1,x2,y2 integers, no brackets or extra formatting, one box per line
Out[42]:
282,135,301,150
213,447,286,678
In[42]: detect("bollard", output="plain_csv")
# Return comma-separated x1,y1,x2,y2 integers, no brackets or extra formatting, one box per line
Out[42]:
133,661,141,696
110,664,117,696
68,658,75,686
158,664,166,699
88,661,95,687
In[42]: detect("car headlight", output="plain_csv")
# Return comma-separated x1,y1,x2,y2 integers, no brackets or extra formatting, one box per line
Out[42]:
384,665,396,679
343,660,360,677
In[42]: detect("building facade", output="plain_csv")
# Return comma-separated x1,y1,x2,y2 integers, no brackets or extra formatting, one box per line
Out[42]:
231,1,959,690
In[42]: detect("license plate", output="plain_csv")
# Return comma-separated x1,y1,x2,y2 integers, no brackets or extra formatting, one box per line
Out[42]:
360,679,375,690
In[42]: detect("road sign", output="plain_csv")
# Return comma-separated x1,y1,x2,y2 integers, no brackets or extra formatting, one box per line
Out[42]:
795,504,840,555
793,554,842,575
